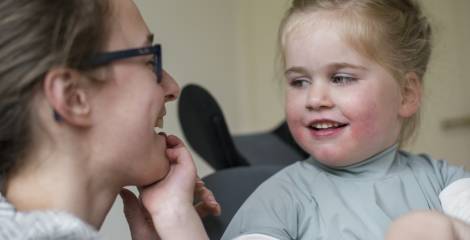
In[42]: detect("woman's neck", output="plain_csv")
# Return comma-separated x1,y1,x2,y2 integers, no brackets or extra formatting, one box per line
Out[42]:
4,153,119,229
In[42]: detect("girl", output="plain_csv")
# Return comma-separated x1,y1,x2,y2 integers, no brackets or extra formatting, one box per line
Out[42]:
0,0,219,239
222,0,470,239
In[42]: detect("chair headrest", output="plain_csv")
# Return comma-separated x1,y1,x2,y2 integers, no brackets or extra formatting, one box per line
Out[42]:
178,84,247,170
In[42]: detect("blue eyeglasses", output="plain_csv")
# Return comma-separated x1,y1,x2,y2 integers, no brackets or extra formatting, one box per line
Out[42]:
86,44,162,83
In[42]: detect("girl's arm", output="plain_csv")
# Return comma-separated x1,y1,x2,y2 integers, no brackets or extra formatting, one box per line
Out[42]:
123,135,220,240
453,218,470,240
385,211,470,240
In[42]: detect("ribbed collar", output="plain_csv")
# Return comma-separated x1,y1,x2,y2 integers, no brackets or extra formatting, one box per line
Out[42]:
307,144,399,179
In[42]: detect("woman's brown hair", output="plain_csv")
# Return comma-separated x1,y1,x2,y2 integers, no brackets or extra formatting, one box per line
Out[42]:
0,0,110,174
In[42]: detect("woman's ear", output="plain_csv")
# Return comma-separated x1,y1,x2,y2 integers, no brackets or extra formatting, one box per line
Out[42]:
42,68,92,127
399,72,422,118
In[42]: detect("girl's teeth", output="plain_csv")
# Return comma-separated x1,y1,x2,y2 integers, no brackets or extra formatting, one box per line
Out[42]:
312,122,341,129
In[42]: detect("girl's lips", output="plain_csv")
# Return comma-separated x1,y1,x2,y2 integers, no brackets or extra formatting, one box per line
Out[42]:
307,121,349,138
308,119,348,129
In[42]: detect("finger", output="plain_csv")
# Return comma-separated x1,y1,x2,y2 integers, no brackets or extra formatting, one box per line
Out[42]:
194,181,212,204
194,186,221,217
165,135,184,148
194,179,205,195
166,145,194,167
196,178,204,187
121,188,141,222
195,185,214,202
120,189,157,239
195,200,221,218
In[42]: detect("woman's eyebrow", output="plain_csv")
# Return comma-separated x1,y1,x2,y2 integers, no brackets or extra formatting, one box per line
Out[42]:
142,33,154,46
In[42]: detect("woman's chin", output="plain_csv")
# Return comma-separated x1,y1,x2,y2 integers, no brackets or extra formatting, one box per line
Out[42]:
141,159,171,186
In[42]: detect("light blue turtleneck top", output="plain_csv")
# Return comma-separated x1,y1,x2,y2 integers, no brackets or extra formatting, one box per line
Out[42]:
222,146,470,240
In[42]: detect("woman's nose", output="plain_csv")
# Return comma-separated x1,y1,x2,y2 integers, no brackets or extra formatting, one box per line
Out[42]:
306,82,334,111
161,70,180,102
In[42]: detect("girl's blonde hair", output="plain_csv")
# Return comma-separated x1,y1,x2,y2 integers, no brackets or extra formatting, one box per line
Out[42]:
0,0,110,175
279,0,432,146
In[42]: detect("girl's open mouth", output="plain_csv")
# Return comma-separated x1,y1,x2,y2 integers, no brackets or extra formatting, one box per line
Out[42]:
309,120,348,131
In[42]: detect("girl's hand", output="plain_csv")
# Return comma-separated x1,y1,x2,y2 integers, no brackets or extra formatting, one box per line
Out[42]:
121,183,221,240
122,135,220,240
194,178,222,218
140,135,220,217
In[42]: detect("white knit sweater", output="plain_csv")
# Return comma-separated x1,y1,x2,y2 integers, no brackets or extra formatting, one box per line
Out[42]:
0,193,100,240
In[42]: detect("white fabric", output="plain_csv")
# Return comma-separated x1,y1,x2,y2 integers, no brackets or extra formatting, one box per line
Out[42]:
440,178,470,224
233,234,280,240
0,194,100,240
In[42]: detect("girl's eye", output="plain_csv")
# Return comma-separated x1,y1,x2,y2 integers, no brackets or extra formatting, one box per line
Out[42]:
331,74,356,85
289,78,310,88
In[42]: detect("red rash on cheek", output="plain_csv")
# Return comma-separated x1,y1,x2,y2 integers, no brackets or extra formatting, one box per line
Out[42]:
348,103,379,142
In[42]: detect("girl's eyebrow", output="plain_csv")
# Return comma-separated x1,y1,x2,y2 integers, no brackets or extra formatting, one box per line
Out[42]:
329,62,367,70
285,63,367,75
285,66,309,75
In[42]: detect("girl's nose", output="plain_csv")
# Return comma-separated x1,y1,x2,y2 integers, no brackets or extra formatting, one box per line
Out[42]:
160,70,180,102
306,82,334,111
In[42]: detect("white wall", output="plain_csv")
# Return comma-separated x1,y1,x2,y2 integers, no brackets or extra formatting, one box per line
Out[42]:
409,0,470,168
234,0,291,133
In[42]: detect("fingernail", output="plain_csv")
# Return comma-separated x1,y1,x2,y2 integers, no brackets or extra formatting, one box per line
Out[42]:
196,181,205,188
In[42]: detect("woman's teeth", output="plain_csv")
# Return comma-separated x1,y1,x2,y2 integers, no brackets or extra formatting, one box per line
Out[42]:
155,118,164,128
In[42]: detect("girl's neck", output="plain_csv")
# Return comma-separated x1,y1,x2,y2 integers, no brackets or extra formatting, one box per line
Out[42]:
4,154,119,229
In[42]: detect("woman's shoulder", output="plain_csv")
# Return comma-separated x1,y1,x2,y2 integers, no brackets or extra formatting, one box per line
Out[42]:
0,194,100,240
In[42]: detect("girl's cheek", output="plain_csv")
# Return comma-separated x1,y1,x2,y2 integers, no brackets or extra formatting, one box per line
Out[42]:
285,109,307,146
348,103,380,141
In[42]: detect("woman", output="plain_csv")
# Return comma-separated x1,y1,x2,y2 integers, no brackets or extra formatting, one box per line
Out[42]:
0,0,219,239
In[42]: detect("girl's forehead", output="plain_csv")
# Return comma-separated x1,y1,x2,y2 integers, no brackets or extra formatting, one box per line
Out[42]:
282,10,350,46
282,10,383,68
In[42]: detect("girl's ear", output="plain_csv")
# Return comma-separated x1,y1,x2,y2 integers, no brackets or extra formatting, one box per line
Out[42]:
43,68,92,127
399,72,422,118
